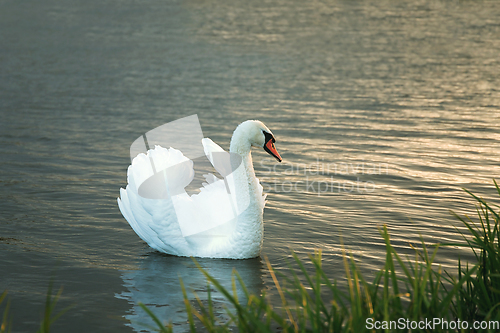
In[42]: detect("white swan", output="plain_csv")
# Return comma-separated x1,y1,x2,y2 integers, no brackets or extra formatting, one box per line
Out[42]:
117,120,282,259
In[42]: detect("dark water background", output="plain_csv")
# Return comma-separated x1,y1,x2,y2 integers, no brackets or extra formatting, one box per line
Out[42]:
1,0,500,331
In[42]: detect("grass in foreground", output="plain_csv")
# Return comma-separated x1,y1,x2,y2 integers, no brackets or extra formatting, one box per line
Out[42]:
1,281,70,333
448,181,500,324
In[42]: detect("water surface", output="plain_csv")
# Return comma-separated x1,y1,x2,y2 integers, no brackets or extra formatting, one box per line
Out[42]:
1,0,500,331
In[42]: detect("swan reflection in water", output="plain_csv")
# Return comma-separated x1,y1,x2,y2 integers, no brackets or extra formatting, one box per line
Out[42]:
116,252,265,332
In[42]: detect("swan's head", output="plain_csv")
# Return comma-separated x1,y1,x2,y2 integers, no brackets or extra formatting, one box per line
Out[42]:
232,120,282,162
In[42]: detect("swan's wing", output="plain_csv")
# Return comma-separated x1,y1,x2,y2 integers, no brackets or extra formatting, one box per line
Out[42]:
201,137,225,155
117,146,194,256
201,138,227,175
179,177,238,238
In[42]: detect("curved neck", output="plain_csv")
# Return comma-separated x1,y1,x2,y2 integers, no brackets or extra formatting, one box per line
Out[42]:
229,126,256,180
229,145,256,183
229,129,251,157
226,123,264,254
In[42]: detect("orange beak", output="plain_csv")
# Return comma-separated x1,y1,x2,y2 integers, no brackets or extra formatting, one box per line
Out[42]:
265,140,282,162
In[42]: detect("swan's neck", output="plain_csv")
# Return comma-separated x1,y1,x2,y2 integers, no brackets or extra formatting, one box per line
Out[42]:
229,128,251,157
229,137,256,191
229,125,256,178
229,128,263,235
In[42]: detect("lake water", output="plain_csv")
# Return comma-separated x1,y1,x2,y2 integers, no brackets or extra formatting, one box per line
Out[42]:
1,0,500,331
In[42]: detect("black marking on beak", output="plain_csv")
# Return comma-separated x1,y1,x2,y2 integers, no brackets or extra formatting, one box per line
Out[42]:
263,131,282,162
